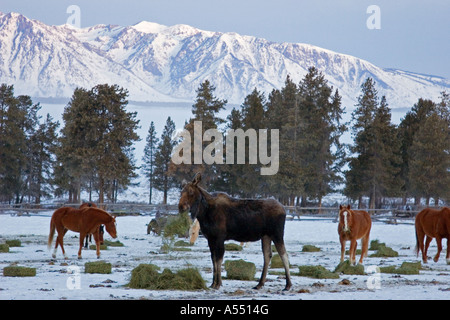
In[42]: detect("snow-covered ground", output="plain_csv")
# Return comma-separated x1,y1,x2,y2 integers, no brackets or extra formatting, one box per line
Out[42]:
1,213,449,300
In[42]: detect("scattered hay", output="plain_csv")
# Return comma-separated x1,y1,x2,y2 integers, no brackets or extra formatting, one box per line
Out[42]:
3,266,36,277
370,245,398,257
84,261,112,274
334,260,365,275
224,259,256,281
298,265,339,279
270,254,292,269
380,261,422,275
89,244,108,250
302,245,321,252
128,264,207,290
0,244,9,253
103,240,124,247
369,240,385,250
163,211,191,238
174,240,191,247
5,239,21,247
225,243,243,251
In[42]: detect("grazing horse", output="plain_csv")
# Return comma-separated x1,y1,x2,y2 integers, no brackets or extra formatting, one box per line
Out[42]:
48,206,117,259
178,173,292,291
338,204,372,265
79,203,105,248
415,207,450,264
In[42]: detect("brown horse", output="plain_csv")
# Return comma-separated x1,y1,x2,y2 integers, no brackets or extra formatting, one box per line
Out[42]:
338,204,372,265
48,206,117,259
79,203,105,248
415,207,450,264
178,173,292,291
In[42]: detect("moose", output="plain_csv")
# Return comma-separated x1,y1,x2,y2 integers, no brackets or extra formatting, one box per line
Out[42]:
178,173,292,291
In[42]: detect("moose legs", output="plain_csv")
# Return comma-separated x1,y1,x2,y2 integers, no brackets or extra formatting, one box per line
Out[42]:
254,236,272,290
208,238,225,289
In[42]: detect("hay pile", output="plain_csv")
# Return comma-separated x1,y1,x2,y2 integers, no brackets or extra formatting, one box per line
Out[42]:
163,211,191,238
224,259,256,281
0,244,9,253
3,266,36,277
85,261,112,274
302,245,321,252
369,240,399,257
5,239,21,247
379,261,422,275
128,264,207,290
298,265,339,279
334,260,365,275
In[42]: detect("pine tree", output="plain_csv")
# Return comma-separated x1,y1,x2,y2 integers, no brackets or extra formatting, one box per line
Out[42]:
397,98,436,203
170,80,227,187
56,84,139,203
297,67,346,207
154,117,176,204
409,111,450,204
0,84,40,203
141,121,159,204
344,79,401,208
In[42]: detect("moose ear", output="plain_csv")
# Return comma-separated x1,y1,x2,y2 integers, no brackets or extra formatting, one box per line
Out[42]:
192,172,201,185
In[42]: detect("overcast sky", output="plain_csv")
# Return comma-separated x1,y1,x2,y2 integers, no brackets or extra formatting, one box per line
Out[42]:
2,0,449,78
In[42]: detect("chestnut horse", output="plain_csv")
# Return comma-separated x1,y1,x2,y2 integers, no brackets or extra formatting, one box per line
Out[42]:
338,204,372,265
48,206,117,259
79,203,105,248
415,207,450,264
178,173,292,291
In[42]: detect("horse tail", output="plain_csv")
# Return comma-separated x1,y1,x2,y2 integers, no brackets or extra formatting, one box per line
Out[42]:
414,229,419,257
48,216,56,250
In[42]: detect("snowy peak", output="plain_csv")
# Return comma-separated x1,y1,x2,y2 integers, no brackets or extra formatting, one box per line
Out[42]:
0,12,448,107
132,21,168,34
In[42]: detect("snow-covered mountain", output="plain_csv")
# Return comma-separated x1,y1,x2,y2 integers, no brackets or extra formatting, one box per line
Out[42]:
0,12,449,107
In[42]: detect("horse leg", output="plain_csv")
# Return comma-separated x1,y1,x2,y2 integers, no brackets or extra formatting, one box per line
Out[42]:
93,231,101,259
446,239,450,265
78,232,86,259
340,238,346,262
273,239,292,291
208,238,224,289
349,239,357,265
359,234,370,264
424,236,432,263
55,228,68,259
254,235,272,290
433,237,442,263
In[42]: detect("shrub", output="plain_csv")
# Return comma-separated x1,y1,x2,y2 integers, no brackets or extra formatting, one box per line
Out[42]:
128,264,207,290
85,261,112,274
224,259,256,281
3,266,36,277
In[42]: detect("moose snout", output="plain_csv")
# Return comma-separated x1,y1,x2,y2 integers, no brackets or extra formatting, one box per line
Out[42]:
178,202,189,213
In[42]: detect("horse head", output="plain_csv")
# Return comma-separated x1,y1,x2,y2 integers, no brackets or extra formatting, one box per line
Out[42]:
339,204,352,233
104,215,117,239
178,172,207,220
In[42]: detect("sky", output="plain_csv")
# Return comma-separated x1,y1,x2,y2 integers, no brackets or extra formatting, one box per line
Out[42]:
1,0,449,78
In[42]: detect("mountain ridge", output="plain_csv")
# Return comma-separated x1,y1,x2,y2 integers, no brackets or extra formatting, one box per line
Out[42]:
0,12,448,108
